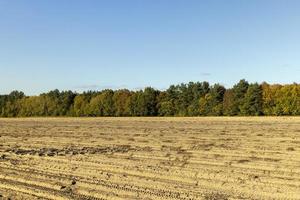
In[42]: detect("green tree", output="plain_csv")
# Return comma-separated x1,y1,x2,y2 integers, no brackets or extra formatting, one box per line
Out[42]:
72,92,96,116
0,95,8,117
1,80,300,117
158,101,174,116
113,89,132,116
273,84,300,115
100,90,115,116
222,89,234,116
230,79,249,115
2,91,25,117
199,84,225,116
240,83,263,116
87,90,115,116
128,87,159,116
58,91,76,116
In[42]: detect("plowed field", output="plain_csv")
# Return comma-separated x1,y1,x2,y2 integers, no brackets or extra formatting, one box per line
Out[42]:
0,117,299,199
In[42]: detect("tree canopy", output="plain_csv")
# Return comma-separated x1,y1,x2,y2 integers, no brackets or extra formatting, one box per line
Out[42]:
0,80,299,117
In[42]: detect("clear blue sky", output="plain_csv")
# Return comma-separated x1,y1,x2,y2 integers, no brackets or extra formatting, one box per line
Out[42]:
1,0,300,95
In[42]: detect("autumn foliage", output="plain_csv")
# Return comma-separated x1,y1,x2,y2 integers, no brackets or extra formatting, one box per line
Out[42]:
0,80,299,117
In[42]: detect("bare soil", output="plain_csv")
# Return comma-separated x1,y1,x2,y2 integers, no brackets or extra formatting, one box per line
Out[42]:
0,117,299,199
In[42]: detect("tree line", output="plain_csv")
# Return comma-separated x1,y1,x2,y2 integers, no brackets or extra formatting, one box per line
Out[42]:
0,80,299,117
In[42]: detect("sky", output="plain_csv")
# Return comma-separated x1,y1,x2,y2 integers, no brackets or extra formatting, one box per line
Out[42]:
1,0,300,95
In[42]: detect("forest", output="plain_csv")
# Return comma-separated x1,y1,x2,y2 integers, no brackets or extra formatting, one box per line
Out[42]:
0,79,299,117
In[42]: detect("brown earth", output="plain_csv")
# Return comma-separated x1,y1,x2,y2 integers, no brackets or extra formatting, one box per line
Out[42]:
0,117,299,200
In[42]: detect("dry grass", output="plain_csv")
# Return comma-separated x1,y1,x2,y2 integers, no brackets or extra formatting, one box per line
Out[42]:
0,117,299,199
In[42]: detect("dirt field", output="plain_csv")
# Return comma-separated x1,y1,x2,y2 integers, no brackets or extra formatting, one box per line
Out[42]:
0,117,299,200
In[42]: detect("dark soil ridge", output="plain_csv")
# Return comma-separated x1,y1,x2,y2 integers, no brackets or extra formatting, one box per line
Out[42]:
4,145,152,157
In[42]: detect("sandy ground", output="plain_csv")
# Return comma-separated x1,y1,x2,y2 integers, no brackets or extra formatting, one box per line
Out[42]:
0,117,299,200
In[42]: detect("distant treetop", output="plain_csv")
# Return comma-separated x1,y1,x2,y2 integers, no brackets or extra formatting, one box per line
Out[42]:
0,80,299,117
